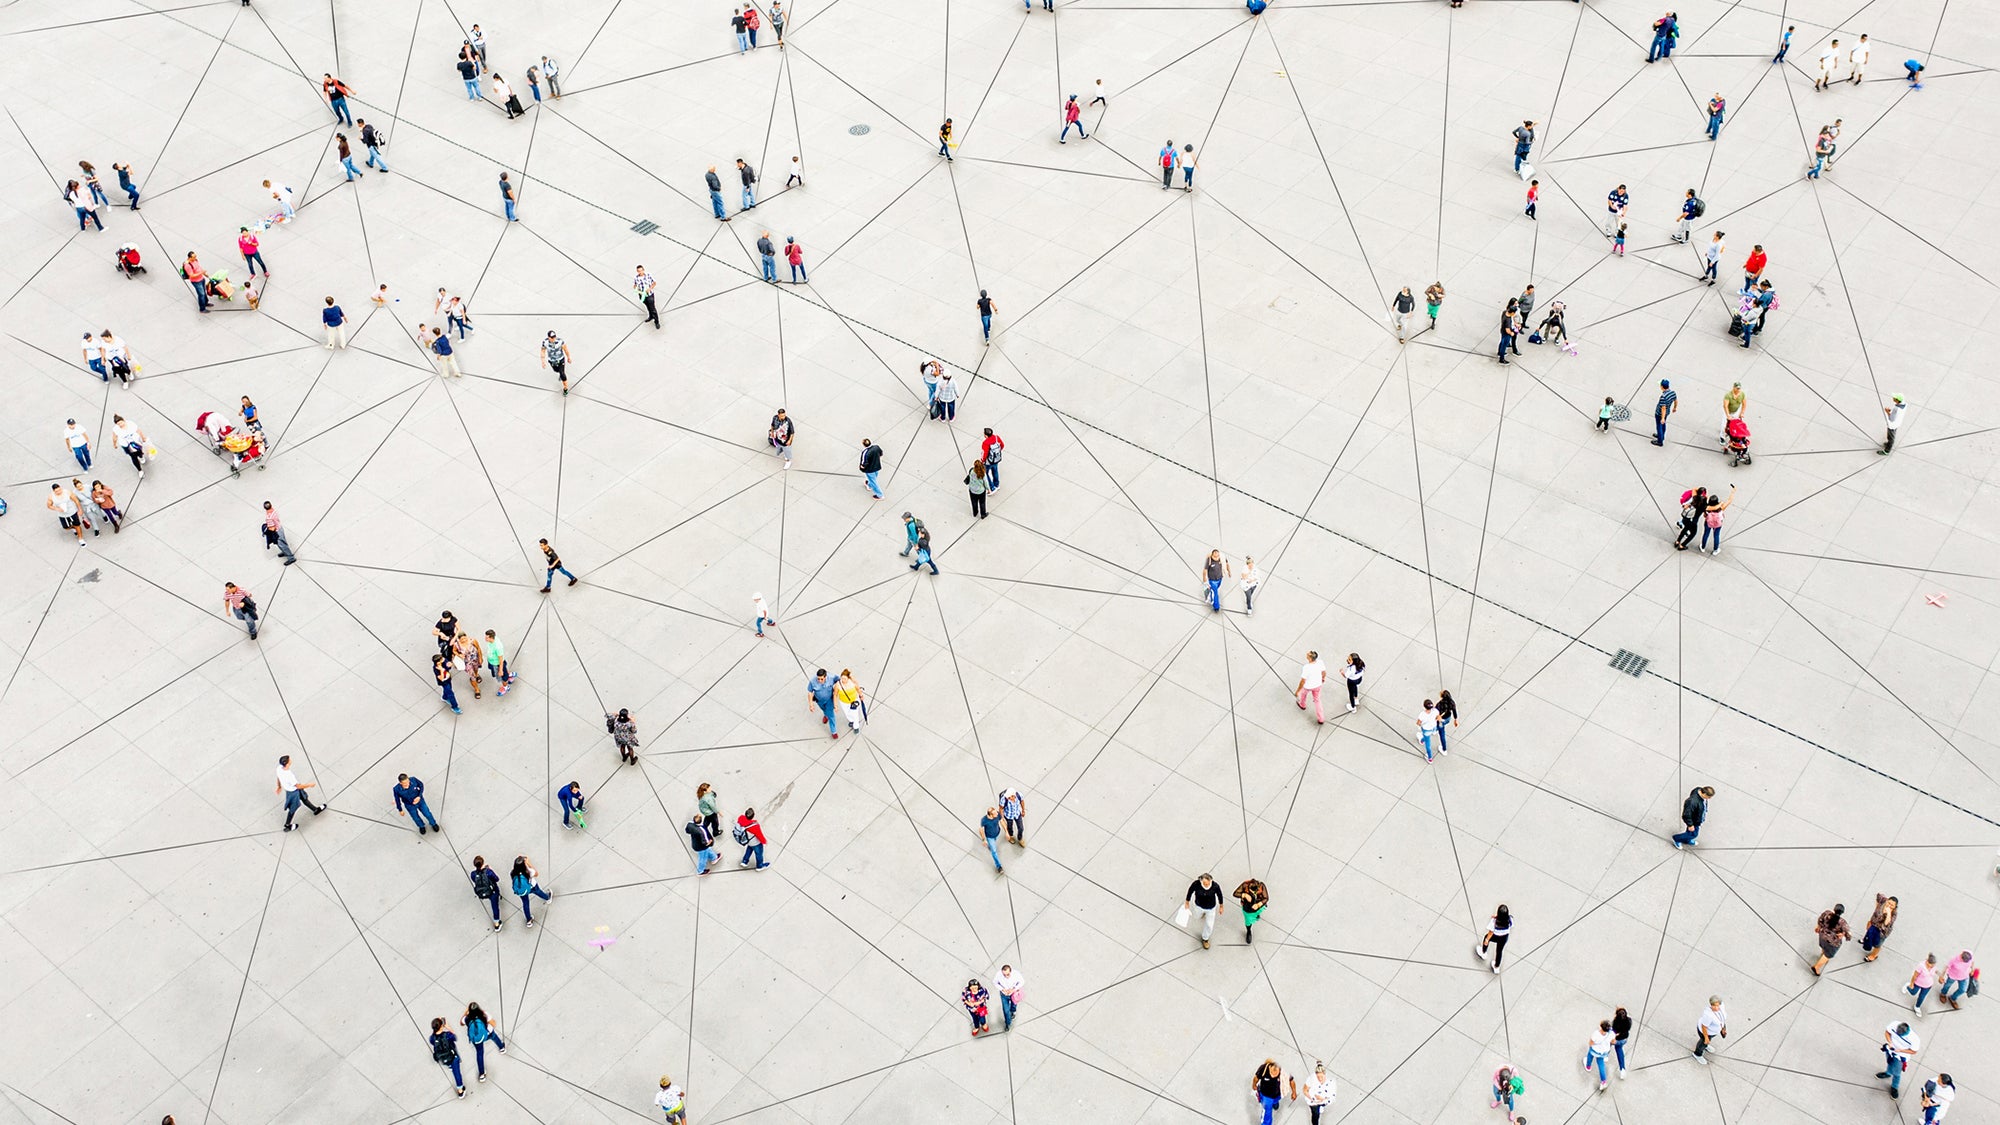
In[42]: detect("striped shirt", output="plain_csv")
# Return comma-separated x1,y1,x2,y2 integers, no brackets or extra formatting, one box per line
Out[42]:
224,586,252,609
634,272,656,297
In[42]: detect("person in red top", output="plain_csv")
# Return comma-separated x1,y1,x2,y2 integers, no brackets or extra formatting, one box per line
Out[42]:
1740,245,1767,295
182,252,211,313
980,427,1004,492
784,236,806,283
1060,95,1087,143
743,4,761,46
736,808,770,869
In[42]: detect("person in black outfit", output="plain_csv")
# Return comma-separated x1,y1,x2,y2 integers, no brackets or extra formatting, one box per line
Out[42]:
1434,689,1458,753
1183,874,1226,948
1674,487,1707,550
1611,1006,1634,1079
469,856,503,930
1672,786,1714,847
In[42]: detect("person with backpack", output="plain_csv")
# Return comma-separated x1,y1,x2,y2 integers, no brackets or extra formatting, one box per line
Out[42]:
469,856,504,930
735,807,769,868
1673,188,1702,242
900,511,925,558
687,813,720,875
429,1017,467,1097
608,709,640,763
980,428,1004,490
558,781,587,828
460,1002,506,1081
511,856,552,927
1159,140,1178,189
1490,1064,1524,1121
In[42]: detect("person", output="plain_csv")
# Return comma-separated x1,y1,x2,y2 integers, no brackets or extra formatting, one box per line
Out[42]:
1479,905,1512,972
980,806,1004,872
737,158,758,210
1417,699,1442,762
782,235,807,284
1511,120,1534,172
1611,1007,1633,1078
1809,131,1833,178
909,522,938,574
1182,143,1198,190
90,480,122,534
335,133,364,180
1652,379,1677,445
1922,1074,1956,1123
499,172,518,221
1239,556,1261,615
807,668,839,738
768,408,795,466
181,252,211,312
461,1002,505,1081
1706,92,1725,139
1672,188,1699,242
468,856,503,929
784,155,802,185
752,593,775,638
238,227,267,277
1878,1020,1919,1097
457,50,481,97
705,166,727,219
976,289,996,343
686,813,719,875
434,654,461,714
980,428,1004,490
1391,286,1416,340
225,581,259,640
1692,995,1726,1063
1741,280,1776,347
934,372,959,419
453,631,487,701
493,73,524,118
1741,244,1767,292
1905,59,1925,88
510,856,552,927
1433,689,1459,752
1718,382,1747,445
900,511,924,558
526,65,541,103
394,773,440,835
1848,34,1870,83
1303,1061,1335,1123
1647,12,1674,61
1672,785,1714,845
1536,301,1566,346
965,460,989,518
1614,223,1627,255
962,978,991,1036
430,329,462,377
67,179,104,231
1059,94,1087,142
1857,894,1899,963
1251,1060,1290,1125
263,179,296,222
1490,1065,1523,1121
770,1,786,44
1424,281,1445,327
1497,300,1517,364
1700,485,1735,554
1907,952,1938,1010
1296,651,1326,723
1703,231,1725,284
1342,653,1365,711
992,964,1024,1031
114,161,140,209
737,807,769,869
360,119,388,171
558,781,586,828
995,787,1026,845
1584,1019,1615,1090
1811,903,1851,975
731,7,750,51
698,782,722,837
1184,873,1224,948
542,331,571,395
1773,23,1794,62
1201,549,1229,611
1937,950,1974,1009
429,1018,466,1097
1524,178,1538,219
541,56,562,98
1603,184,1629,234
539,538,577,590
1880,395,1906,454
323,296,348,348
1233,876,1269,944
275,753,324,829
654,1076,687,1123
608,708,640,763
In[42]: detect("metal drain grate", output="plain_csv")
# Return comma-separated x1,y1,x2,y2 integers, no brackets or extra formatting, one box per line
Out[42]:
849,124,871,135
1610,649,1650,677
630,219,659,235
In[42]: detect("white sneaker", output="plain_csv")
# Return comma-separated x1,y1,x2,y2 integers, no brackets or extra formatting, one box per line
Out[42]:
1692,1053,1707,1066
1618,1068,1627,1080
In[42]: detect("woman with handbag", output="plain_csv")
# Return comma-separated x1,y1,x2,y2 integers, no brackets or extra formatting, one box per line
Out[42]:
961,978,991,1036
452,629,485,699
965,459,989,518
835,671,867,731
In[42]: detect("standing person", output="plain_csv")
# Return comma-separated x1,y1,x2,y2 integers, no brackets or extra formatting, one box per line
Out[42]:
63,419,93,471
908,522,938,574
976,290,996,344
438,290,473,337
1861,894,1899,961
1674,487,1707,550
1239,556,1260,615
1342,653,1365,711
654,1077,687,1123
481,630,513,695
770,1,785,45
1673,188,1699,242
1391,287,1416,341
261,501,297,564
768,408,795,467
1302,1062,1335,1124
1879,395,1906,454
962,979,991,1036
1937,950,1974,1009
393,773,441,835
224,581,259,639
992,965,1025,1031
1201,549,1229,612
1433,688,1459,752
965,460,989,518
634,265,660,327
731,7,750,52
1424,280,1445,327
1741,279,1777,346
1741,244,1767,293
558,781,586,828
510,856,552,927
498,172,518,221
429,1018,467,1098
752,593,775,638
238,227,268,276
89,480,122,533
1691,995,1726,1063
1511,120,1535,172
1233,876,1269,944
433,654,462,714
540,56,561,97
1877,1020,1919,1098
114,162,140,209
100,331,132,384
111,414,148,476
1478,905,1512,972
1652,379,1677,445
859,437,883,498
1810,903,1851,975
1059,95,1087,143
538,538,577,590
1490,1066,1523,1121
336,133,364,180
431,328,462,377
1517,285,1536,330
1703,231,1725,284
705,166,727,220
470,25,487,70
41,483,87,545
1523,178,1538,219
608,708,639,762
1705,93,1726,139
933,372,959,419
1497,300,1517,364
1251,1060,1291,1125
1182,144,1198,191
525,65,541,104
1671,785,1714,846
1584,1020,1615,1091
1417,699,1441,762
900,511,924,558
834,672,866,731
1809,130,1834,178
1774,24,1795,62
457,52,480,98
460,1002,505,1082
758,231,779,281
736,158,758,210
1848,35,1870,83
1700,485,1735,555
1184,873,1225,949
541,331,571,395
323,297,348,348
686,814,720,875
784,236,805,282
980,806,1005,872
697,782,723,836
1611,1007,1633,1079
468,856,503,930
1604,184,1629,235
1907,953,1939,1011
275,753,325,829
980,428,1004,490
998,787,1026,845
1615,223,1628,255
1817,40,1840,90
1922,1075,1956,1122
452,629,485,700
806,669,840,739
736,807,769,869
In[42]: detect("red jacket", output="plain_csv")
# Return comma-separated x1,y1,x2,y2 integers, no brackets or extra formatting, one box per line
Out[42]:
737,814,767,844
745,7,760,28
1064,101,1080,122
981,434,1003,460
1742,250,1767,275
785,241,803,265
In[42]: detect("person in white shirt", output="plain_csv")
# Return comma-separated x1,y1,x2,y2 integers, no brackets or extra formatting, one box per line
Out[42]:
654,1076,686,1122
63,419,92,471
1922,1073,1956,1121
1877,1020,1919,1097
1692,995,1727,1063
110,414,148,476
1239,555,1261,615
752,592,775,637
274,753,325,829
1295,651,1327,723
263,179,295,221
99,331,132,385
1303,1062,1335,1124
1848,34,1870,83
1584,1020,1616,1089
46,482,87,544
1880,395,1906,454
1418,699,1442,762
82,332,107,380
992,965,1025,1030
1816,41,1840,90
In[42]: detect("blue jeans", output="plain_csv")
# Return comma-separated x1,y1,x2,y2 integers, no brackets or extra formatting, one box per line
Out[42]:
234,605,258,637
124,185,140,208
448,313,469,338
244,250,267,275
742,842,765,867
367,144,387,169
342,156,362,180
1060,120,1086,141
1648,34,1667,60
88,183,109,205
1498,338,1510,362
407,797,439,830
73,444,92,470
1909,984,1931,1007
912,547,937,573
981,313,992,338
88,358,108,380
791,263,806,282
1941,976,1969,1002
1587,1049,1607,1083
441,679,458,709
562,800,584,826
1421,730,1433,761
544,565,575,589
755,614,769,635
736,31,750,51
1707,113,1723,139
1259,1095,1280,1125
761,254,776,280
504,198,517,221
711,191,727,218
1655,416,1668,443
742,186,756,209
1883,1051,1906,1092
818,700,838,732
192,280,210,311
985,836,1003,870
998,992,1016,1028
1809,154,1826,178
443,1055,465,1088
696,847,718,872
330,95,352,124
1672,825,1700,846
471,1033,504,1074
1436,722,1449,754
1207,579,1221,610
1613,1039,1627,1071
1701,524,1720,551
986,462,999,489
465,79,481,99
519,886,550,920
76,207,103,231
1513,147,1529,171
865,470,881,497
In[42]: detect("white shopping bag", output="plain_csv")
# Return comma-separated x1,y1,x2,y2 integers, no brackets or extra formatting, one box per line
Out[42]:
1174,905,1191,929
1517,162,1535,182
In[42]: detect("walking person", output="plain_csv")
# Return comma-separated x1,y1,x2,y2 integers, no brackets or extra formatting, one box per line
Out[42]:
493,73,525,118
1809,130,1833,178
770,1,785,45
1817,41,1840,90
1705,93,1726,140
64,419,93,471
635,265,660,327
1342,653,1365,710
239,227,268,276
609,708,640,762
499,172,518,221
323,297,348,348
980,806,1005,872
752,593,775,638
1741,244,1767,293
965,459,989,518
1922,1074,1956,1122
1184,873,1224,949
558,781,587,828
1233,875,1269,944
275,753,325,829
1773,24,1794,62
1937,950,1974,1009
976,289,997,343
1418,699,1442,762
1610,1007,1633,1079
82,332,107,380
1703,231,1725,284
654,1077,687,1122
1877,1020,1919,1098
261,501,297,564
89,480,122,533
1848,35,1870,83
433,654,462,714
1907,953,1939,1011
736,158,758,210
510,857,552,928
67,180,104,231
1810,902,1851,975
393,773,441,835
859,438,884,499
1425,280,1445,327
1671,785,1714,846
1059,95,1087,142
452,629,485,700
526,65,541,104
1524,178,1538,219
468,856,503,929
1478,905,1512,972
1700,485,1735,555
1433,688,1458,753
461,1002,506,1082
1652,379,1677,445
784,236,805,282
1296,651,1326,723
807,668,840,738
431,328,462,376
1879,395,1906,454
1862,894,1899,961
731,7,750,51
429,1018,467,1097
336,133,365,180
539,331,571,395
224,581,260,639
758,232,779,280
1490,1065,1523,1122
1672,188,1699,242
1391,286,1416,341
687,814,720,875
768,408,795,467
980,428,1004,490
1251,1060,1292,1125
539,538,578,590
48,482,86,546
1201,549,1229,611
908,521,938,573
1691,995,1727,1063
900,511,924,558
1239,555,1260,615
697,782,723,836
1511,120,1535,172
736,807,769,868
998,787,1026,845
1583,1020,1615,1091
1182,144,1198,190
1603,184,1629,235
992,965,1025,1031
933,372,959,419
1302,1062,1335,1123
962,978,991,1036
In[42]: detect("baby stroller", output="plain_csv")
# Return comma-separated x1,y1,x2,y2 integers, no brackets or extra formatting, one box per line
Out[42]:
195,410,234,456
204,267,237,303
1724,417,1751,466
221,428,267,476
115,244,147,278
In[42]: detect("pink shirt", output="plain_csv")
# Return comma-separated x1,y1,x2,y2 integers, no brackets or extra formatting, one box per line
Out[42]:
1944,955,1972,981
1913,961,1937,988
238,234,259,256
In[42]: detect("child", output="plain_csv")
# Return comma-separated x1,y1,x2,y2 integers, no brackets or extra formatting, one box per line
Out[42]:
1904,59,1924,87
784,156,802,187
1598,397,1614,431
1524,179,1538,219
1614,224,1627,256
371,283,393,307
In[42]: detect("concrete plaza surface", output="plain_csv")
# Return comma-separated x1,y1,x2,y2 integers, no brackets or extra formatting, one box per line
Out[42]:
2,0,1999,1120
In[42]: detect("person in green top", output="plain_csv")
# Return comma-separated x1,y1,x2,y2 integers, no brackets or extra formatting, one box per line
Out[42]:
966,459,990,519
1598,397,1615,432
697,782,721,837
482,629,516,695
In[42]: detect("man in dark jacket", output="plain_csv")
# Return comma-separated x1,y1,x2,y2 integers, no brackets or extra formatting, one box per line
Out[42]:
859,438,884,498
393,773,441,835
736,158,758,210
1672,786,1714,848
705,166,727,220
469,856,503,928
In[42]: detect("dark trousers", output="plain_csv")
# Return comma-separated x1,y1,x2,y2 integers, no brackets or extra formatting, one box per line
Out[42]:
970,491,987,517
643,293,659,326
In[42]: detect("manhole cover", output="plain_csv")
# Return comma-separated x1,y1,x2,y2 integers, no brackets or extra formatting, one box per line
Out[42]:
849,124,871,135
1609,649,1650,677
631,219,660,235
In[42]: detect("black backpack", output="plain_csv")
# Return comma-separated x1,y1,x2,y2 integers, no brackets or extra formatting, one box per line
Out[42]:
1690,197,1707,218
470,868,499,899
431,1033,457,1064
